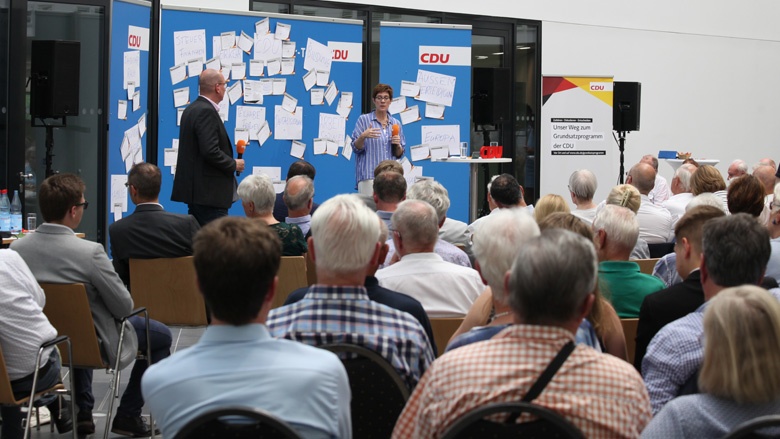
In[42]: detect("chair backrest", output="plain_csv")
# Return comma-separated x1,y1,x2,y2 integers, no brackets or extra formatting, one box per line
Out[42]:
175,406,302,439
40,283,106,368
320,343,410,439
440,401,585,439
620,318,639,365
430,317,465,357
129,257,207,326
647,243,675,258
633,258,660,275
724,415,780,439
274,256,308,309
305,252,317,286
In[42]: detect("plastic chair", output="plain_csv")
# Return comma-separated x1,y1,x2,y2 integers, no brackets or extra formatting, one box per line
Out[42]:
40,283,153,439
440,401,585,439
723,415,780,439
321,343,410,439
130,256,207,326
175,406,302,439
632,258,660,275
0,335,77,439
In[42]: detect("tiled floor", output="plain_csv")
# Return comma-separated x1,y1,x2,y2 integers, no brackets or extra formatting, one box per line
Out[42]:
27,326,205,439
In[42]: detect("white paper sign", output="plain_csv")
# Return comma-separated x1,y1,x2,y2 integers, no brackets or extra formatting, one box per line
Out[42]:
205,57,220,72
272,79,286,95
128,25,150,51
290,140,305,158
389,96,406,115
220,31,236,50
234,129,250,144
430,145,449,160
282,41,296,58
117,100,127,120
281,93,298,113
254,33,283,62
324,82,338,106
132,91,141,111
310,88,324,106
249,60,264,77
411,144,431,162
313,138,326,155
238,31,254,53
326,140,338,156
316,70,330,87
400,80,420,97
328,41,362,63
425,102,445,119
257,121,271,145
255,18,269,36
422,125,460,156
173,29,206,66
275,22,291,40
111,175,129,213
302,69,316,91
399,105,420,125
243,80,263,103
303,38,332,73
124,51,140,89
342,135,353,160
266,59,281,76
219,47,243,69
164,147,178,166
227,81,243,105
274,105,303,140
281,58,295,75
416,69,456,107
187,58,203,78
319,113,346,146
236,106,267,140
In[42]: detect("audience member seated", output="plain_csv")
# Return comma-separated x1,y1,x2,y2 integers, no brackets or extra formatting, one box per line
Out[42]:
373,170,406,228
410,180,472,256
445,209,540,352
11,174,171,437
384,179,471,268
568,169,598,223
0,250,72,439
627,162,674,243
753,163,776,210
662,163,696,222
468,173,534,237
728,173,768,223
109,163,200,288
533,193,569,223
392,229,651,438
357,159,403,211
604,184,650,259
642,286,780,438
284,219,437,353
690,165,728,212
593,205,665,318
634,206,725,370
267,195,434,389
641,155,670,204
727,158,748,181
376,200,485,317
768,185,780,281
643,213,778,414
283,175,315,238
273,160,319,222
142,217,351,439
238,174,306,256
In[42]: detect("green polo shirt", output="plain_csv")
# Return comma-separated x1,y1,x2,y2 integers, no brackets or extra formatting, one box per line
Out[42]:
598,261,665,318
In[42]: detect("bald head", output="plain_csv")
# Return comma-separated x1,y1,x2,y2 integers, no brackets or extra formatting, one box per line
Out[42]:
728,159,747,180
283,175,314,214
199,69,225,101
628,162,656,195
640,155,659,171
753,165,776,196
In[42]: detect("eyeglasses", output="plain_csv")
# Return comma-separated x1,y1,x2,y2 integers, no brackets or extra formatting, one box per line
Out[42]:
75,201,89,210
374,95,391,101
124,181,131,188
215,81,228,87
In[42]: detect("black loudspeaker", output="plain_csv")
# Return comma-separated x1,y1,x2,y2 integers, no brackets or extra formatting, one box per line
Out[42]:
31,40,80,119
613,81,641,132
473,67,510,125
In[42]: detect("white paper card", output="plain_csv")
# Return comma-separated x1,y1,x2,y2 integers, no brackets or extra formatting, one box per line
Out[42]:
127,82,136,100
316,70,329,87
282,41,296,58
220,32,235,49
205,57,220,72
272,79,286,95
310,88,324,105
303,38,332,72
173,87,190,107
336,104,351,119
389,96,406,115
257,121,271,145
339,92,353,108
132,91,141,111
275,22,291,40
422,125,460,156
400,80,420,97
425,102,445,119
399,105,420,125
416,69,456,107
120,136,131,161
260,79,274,95
170,63,187,85
238,31,253,53
302,69,316,91
111,174,128,212
399,156,413,175
255,18,269,36
430,145,449,160
124,51,141,89
249,60,264,77
342,135,353,160
234,129,250,144
227,81,243,104
243,80,263,104
253,166,281,182
281,58,295,75
254,33,283,62
324,82,338,106
177,107,185,126
281,93,298,113
137,113,147,137
173,29,206,66
236,106,267,140
231,63,246,80
326,140,338,156
218,94,229,121
290,140,305,158
117,100,127,120
319,113,346,146
313,138,326,154
266,59,281,76
274,105,302,140
164,148,178,166
188,58,203,77
411,144,431,162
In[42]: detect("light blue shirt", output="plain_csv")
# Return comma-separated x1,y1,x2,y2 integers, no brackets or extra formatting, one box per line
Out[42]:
285,214,312,237
767,237,780,281
141,324,351,439
351,111,405,187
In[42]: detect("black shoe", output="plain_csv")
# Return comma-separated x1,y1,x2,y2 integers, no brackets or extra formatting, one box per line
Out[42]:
52,400,73,434
76,410,95,435
111,415,160,437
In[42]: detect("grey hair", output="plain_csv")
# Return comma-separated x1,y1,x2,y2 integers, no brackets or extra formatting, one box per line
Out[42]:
283,175,314,211
508,228,598,325
687,193,728,214
472,209,540,293
377,216,389,243
675,164,696,192
568,169,598,201
406,179,451,223
237,174,275,214
731,159,748,174
390,199,439,248
593,204,639,251
642,154,659,171
702,213,770,287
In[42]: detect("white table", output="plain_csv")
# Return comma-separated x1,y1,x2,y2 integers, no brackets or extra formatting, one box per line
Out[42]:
664,158,720,171
432,157,512,222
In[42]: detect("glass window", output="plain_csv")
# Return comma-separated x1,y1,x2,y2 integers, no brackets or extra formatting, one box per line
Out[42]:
250,2,290,14
515,24,538,199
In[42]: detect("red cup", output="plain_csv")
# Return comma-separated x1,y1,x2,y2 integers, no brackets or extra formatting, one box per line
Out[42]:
480,146,494,159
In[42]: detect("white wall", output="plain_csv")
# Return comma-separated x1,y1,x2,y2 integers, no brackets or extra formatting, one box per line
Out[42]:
161,0,780,183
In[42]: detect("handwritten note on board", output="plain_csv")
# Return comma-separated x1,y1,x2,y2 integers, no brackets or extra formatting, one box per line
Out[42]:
173,29,206,66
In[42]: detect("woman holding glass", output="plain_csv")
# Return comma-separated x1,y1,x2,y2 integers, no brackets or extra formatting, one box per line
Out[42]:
351,84,406,195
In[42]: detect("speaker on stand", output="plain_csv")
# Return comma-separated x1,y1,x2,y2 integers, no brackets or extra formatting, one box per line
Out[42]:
613,81,641,184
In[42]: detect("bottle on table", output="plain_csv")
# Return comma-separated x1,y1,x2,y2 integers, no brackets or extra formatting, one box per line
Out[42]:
10,190,22,234
0,189,10,233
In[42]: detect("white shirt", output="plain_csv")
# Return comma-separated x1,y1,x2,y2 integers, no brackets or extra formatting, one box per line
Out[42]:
571,207,598,224
648,174,670,204
467,205,535,238
662,192,694,223
438,218,470,250
0,249,58,380
637,194,674,244
376,253,485,317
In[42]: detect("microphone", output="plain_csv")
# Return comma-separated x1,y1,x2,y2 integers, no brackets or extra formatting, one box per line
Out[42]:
236,139,247,176
391,124,402,158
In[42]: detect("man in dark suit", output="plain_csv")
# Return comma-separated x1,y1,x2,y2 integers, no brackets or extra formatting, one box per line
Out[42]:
273,160,319,222
110,163,200,288
634,205,725,371
171,68,245,226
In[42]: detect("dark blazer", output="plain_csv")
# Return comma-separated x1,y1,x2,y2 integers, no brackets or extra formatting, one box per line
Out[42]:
109,204,200,287
171,96,237,209
634,270,704,371
272,192,320,223
285,275,437,353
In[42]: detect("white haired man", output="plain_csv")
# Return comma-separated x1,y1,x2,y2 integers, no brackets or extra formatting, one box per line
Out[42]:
727,159,748,180
267,195,434,389
662,163,696,221
393,229,651,438
593,205,665,318
640,155,670,204
568,169,598,223
377,200,485,317
627,162,674,243
283,175,315,237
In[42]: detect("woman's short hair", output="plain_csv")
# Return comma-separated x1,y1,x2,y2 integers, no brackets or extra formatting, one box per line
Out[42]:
237,174,276,215
605,184,641,213
534,194,570,223
691,165,727,195
538,212,594,241
372,83,393,100
727,174,766,217
699,285,780,403
568,169,597,201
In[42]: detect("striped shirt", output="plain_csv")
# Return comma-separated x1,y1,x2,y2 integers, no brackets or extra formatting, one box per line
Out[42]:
393,325,651,439
351,111,406,187
267,284,434,389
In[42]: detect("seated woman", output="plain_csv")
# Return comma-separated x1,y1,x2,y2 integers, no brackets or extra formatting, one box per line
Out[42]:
237,174,307,256
533,193,570,224
641,285,780,438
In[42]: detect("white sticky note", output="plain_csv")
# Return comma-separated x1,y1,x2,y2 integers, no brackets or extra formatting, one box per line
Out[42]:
238,31,253,53
137,113,147,137
120,135,131,160
126,82,136,99
113,204,123,222
400,80,420,97
164,147,178,166
310,88,324,105
336,104,351,119
220,31,235,50
430,145,449,160
411,144,431,162
272,79,286,95
173,87,190,107
205,57,220,72
257,121,271,146
340,92,353,108
326,140,338,156
282,41,296,58
249,60,264,77
234,129,250,144
227,81,243,105
111,174,128,212
313,138,326,154
389,96,406,115
266,59,281,76
253,166,282,181
303,38,332,73
187,58,203,78
290,140,305,159
342,135,353,161
281,58,295,75
243,80,263,104
281,93,298,113
400,105,420,125
302,69,316,91
124,51,141,89
117,100,127,120
132,91,141,111
170,63,187,85
316,70,329,87
274,105,302,140
260,79,274,95
177,107,185,126
275,22,291,40
324,81,338,106
231,63,246,81
399,156,413,175
255,18,269,36
425,102,445,119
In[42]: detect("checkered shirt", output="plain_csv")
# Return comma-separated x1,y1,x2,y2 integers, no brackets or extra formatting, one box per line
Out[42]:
267,284,435,389
392,325,651,439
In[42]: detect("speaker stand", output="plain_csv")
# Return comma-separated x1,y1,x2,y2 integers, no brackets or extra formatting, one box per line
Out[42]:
617,130,627,184
31,116,67,178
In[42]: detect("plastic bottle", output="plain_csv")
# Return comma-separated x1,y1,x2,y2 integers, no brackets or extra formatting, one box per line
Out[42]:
0,189,10,233
10,190,22,233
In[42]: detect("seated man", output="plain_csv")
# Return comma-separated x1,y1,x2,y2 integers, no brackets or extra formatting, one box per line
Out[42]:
142,217,350,439
627,162,674,243
392,229,651,438
268,195,434,389
468,173,534,237
377,200,485,317
373,170,406,228
273,159,319,222
593,205,665,318
641,154,670,204
109,163,200,287
11,174,171,437
283,175,315,237
0,250,71,438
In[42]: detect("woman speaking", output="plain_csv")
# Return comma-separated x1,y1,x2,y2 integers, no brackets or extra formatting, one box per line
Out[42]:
351,84,406,195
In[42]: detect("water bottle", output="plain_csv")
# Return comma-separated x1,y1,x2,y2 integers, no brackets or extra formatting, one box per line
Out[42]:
0,189,10,233
10,190,22,234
